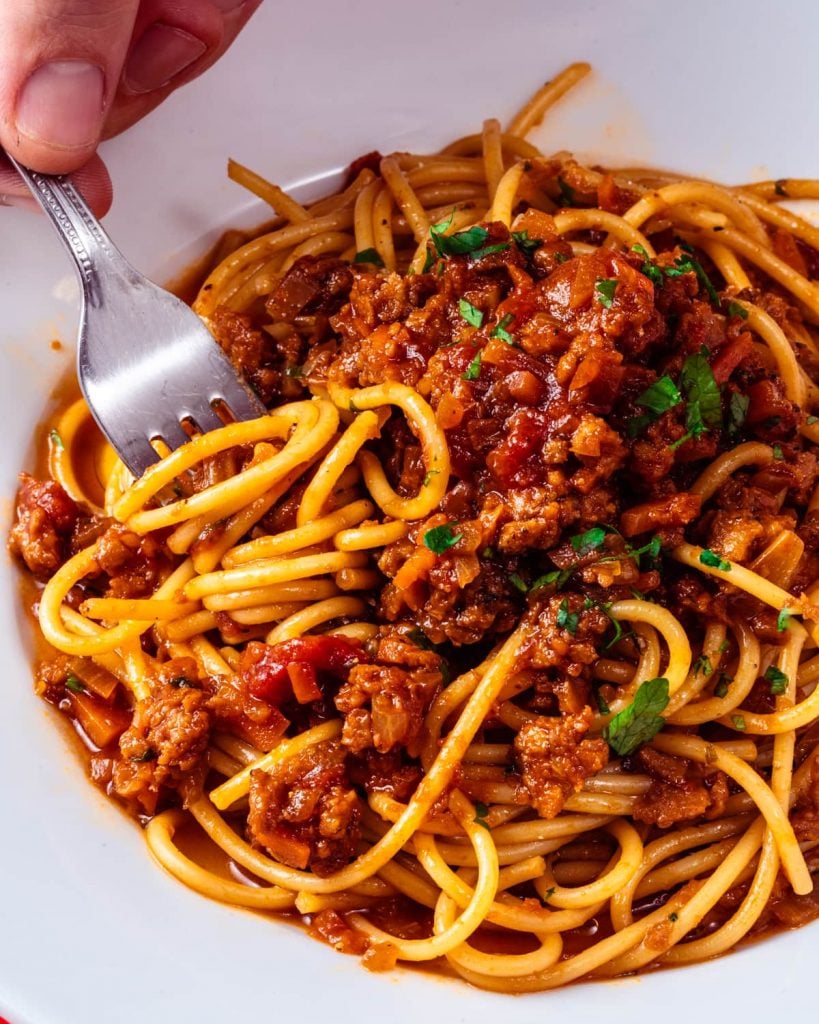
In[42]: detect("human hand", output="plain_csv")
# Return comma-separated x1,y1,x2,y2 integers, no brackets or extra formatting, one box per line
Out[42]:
0,0,262,216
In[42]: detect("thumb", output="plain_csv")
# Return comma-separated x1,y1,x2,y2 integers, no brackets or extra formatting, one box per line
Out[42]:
0,0,140,174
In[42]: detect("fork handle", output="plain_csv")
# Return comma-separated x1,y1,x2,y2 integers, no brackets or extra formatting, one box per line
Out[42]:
6,154,132,303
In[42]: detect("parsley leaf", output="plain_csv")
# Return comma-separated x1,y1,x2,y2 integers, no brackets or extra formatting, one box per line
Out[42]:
531,568,574,591
777,609,791,632
462,350,483,381
353,247,385,267
692,654,713,678
459,298,484,328
49,428,63,450
556,598,579,635
728,392,750,439
594,688,611,715
700,549,731,571
511,230,542,257
772,444,784,460
423,469,440,487
726,300,749,320
765,665,788,695
473,801,491,830
631,244,664,287
665,249,721,306
509,573,528,594
714,674,731,698
65,675,85,693
603,677,670,756
731,714,747,731
556,178,575,206
636,376,683,418
285,365,305,379
430,215,489,258
471,242,510,260
492,313,516,344
407,627,435,651
570,526,608,555
423,524,463,554
595,278,618,309
679,352,722,439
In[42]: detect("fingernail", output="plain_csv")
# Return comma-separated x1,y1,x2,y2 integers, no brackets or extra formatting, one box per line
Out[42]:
124,23,207,95
0,194,39,212
17,61,105,150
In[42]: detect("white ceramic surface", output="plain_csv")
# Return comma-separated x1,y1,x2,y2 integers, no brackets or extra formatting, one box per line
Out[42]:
1,2,817,1021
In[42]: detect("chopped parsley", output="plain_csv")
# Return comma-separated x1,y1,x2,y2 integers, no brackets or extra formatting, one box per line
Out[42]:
462,350,483,381
353,247,385,267
631,244,664,287
430,213,489,257
668,912,679,923
65,675,85,693
595,278,618,309
423,523,463,554
473,801,491,830
731,714,747,731
470,242,510,260
492,313,516,344
628,376,683,436
284,365,305,379
777,609,791,632
423,469,440,487
765,665,789,695
459,298,484,328
726,300,749,320
699,549,731,571
692,654,713,678
556,178,575,206
531,568,574,591
772,444,784,460
512,230,542,257
509,573,528,594
807,415,819,425
556,598,579,635
665,247,721,307
677,352,722,443
407,627,435,651
49,428,63,450
718,639,731,654
714,674,732,698
594,688,611,715
603,677,670,756
728,392,750,438
570,526,608,555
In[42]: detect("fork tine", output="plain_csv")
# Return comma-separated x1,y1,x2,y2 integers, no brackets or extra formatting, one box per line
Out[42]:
219,385,266,422
185,402,225,435
156,420,192,453
114,432,162,480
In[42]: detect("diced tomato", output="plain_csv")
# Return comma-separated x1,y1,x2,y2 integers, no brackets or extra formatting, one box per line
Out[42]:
240,637,368,704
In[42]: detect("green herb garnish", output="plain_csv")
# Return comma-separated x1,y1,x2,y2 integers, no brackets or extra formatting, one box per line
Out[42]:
459,298,484,328
631,244,664,287
603,677,670,756
353,247,385,267
474,801,491,830
65,675,85,693
49,429,63,450
462,350,483,381
570,525,608,555
726,300,749,320
731,714,747,731
423,469,440,487
556,598,579,635
765,665,788,695
777,609,791,632
595,278,618,309
492,313,516,344
700,549,731,571
423,523,463,554
509,573,528,594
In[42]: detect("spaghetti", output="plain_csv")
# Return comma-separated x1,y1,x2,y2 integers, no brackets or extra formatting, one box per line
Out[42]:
12,62,819,990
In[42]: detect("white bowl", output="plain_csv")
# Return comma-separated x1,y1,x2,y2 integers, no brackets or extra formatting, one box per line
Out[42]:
2,2,817,1021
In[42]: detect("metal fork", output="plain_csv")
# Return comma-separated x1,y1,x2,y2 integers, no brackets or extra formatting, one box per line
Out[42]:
8,155,266,478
